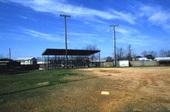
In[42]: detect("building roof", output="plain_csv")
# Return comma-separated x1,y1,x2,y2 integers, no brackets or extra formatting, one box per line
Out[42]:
154,57,170,61
42,48,100,56
138,57,152,61
16,57,36,61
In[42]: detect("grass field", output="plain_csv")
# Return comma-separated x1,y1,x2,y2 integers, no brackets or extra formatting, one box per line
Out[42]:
0,67,170,112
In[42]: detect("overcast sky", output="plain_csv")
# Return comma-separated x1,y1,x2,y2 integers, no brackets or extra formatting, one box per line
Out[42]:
0,0,170,59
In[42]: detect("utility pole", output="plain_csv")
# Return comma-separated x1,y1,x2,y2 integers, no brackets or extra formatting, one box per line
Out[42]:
9,48,11,59
110,25,119,67
60,14,71,69
128,45,132,61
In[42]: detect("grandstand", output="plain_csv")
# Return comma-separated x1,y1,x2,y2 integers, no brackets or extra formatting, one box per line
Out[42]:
42,48,100,69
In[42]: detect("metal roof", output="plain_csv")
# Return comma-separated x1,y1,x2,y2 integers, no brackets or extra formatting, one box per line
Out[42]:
154,57,170,61
42,48,100,56
16,57,36,60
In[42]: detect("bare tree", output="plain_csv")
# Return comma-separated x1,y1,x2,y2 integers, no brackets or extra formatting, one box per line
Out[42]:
141,51,148,57
36,57,42,62
84,45,98,50
141,50,157,59
148,51,157,58
159,50,170,57
84,45,99,61
0,54,4,59
126,45,133,61
117,47,125,60
167,50,170,56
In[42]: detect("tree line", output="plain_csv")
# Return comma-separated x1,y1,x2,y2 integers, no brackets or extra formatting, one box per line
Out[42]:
105,45,170,61
1,45,170,61
44,44,169,61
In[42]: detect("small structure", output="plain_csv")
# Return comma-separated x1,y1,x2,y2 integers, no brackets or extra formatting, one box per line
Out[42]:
37,61,46,70
42,48,100,69
0,58,20,73
118,60,129,67
154,57,170,66
16,57,37,65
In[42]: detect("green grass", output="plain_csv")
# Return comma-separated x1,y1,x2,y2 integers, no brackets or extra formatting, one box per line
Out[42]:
0,69,100,112
0,69,86,95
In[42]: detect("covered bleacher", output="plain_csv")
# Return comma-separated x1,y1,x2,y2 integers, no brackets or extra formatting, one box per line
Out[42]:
42,48,100,69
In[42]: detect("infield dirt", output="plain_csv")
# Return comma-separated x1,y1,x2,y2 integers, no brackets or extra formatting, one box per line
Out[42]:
77,67,170,112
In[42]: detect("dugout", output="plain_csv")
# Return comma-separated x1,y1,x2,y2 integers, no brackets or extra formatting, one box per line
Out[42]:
42,48,100,69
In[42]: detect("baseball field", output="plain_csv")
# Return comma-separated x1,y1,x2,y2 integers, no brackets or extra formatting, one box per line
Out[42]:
0,67,170,112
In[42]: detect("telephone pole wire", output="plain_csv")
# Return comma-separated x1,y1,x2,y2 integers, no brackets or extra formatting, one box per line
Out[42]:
110,25,119,67
60,14,71,69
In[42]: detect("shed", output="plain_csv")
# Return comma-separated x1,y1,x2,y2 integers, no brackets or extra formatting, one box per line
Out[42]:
154,57,170,66
118,60,129,67
16,57,37,65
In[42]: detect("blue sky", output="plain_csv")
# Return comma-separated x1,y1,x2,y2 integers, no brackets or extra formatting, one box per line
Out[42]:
0,0,170,59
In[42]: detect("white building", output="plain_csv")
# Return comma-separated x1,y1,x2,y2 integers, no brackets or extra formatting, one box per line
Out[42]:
154,57,170,66
137,57,152,61
118,60,129,67
37,61,46,70
16,57,37,65
154,57,170,61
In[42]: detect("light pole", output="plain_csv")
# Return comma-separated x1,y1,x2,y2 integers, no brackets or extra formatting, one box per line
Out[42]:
110,25,119,67
60,14,71,69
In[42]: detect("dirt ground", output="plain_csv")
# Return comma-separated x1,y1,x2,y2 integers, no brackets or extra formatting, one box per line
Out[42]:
78,67,170,112
1,67,170,112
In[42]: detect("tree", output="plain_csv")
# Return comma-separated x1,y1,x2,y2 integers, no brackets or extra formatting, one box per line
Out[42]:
135,56,142,60
36,57,42,62
84,45,99,61
141,50,157,60
148,51,157,58
84,45,98,50
167,50,170,57
145,54,154,60
141,51,148,57
0,54,3,59
159,50,170,57
126,45,133,61
117,47,125,60
106,56,113,62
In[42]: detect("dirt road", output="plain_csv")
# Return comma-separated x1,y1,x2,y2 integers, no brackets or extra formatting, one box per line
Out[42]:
79,67,170,112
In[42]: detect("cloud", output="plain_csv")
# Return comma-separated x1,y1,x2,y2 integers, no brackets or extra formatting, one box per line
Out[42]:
19,15,29,20
8,0,136,24
110,10,136,24
117,27,139,36
68,32,104,44
140,5,170,29
116,26,170,50
116,26,152,46
0,0,9,3
23,29,64,42
23,28,103,44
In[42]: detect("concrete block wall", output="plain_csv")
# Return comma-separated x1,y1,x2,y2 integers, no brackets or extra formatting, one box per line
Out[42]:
100,62,113,67
130,61,158,67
